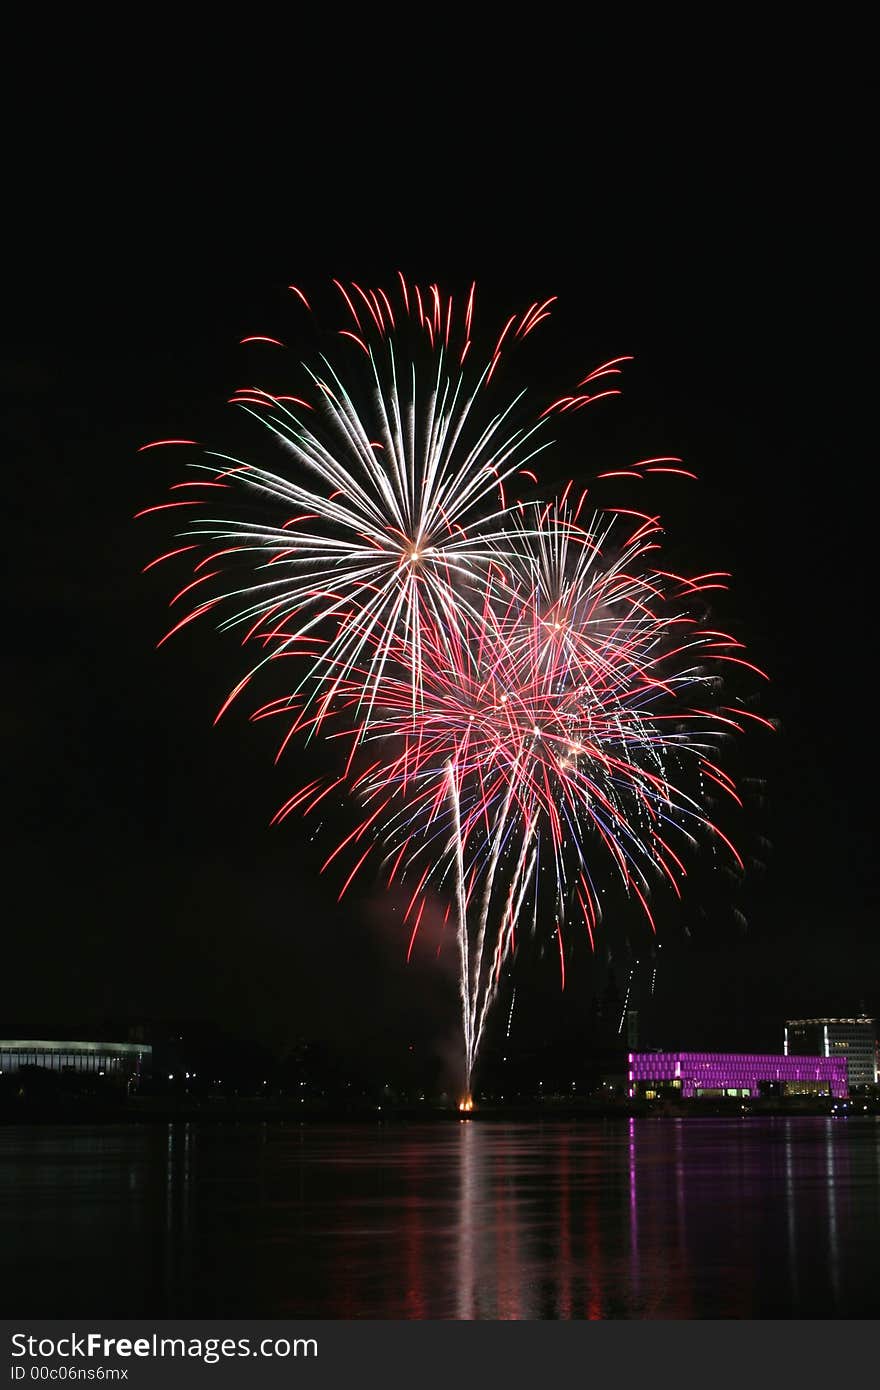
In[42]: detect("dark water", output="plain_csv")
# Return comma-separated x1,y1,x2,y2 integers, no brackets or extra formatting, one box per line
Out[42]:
1,1118,878,1319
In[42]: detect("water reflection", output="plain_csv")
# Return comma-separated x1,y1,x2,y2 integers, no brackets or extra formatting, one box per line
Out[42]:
1,1118,878,1318
784,1120,799,1307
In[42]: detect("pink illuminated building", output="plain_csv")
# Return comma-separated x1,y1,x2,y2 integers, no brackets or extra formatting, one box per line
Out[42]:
627,1051,848,1100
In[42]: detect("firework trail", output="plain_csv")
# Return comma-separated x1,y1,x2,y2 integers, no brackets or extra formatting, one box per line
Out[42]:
138,278,769,1098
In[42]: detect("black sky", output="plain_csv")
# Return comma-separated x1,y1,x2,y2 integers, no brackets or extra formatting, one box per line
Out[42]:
3,61,875,1074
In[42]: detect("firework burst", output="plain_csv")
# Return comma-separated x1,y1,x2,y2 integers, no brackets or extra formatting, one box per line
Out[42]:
139,278,768,1097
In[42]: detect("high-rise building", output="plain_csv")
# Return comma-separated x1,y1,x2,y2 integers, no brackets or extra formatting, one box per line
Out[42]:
785,1016,878,1088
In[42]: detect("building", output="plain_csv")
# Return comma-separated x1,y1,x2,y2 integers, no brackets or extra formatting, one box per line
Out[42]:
628,1051,848,1100
785,1016,878,1088
0,1039,151,1087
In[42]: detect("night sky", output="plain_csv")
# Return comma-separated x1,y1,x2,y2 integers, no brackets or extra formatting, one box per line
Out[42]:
4,85,874,1079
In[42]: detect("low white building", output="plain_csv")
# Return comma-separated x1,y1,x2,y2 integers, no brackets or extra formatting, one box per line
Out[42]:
0,1039,151,1085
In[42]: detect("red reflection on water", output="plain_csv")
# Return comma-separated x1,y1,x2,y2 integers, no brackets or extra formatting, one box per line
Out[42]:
402,1139,428,1319
493,1135,522,1320
558,1132,572,1319
584,1157,603,1320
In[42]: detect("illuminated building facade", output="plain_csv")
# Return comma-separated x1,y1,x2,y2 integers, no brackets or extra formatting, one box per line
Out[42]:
0,1039,151,1085
628,1051,848,1100
784,1016,878,1088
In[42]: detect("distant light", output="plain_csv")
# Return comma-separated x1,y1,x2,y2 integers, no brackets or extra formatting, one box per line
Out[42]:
168,1074,174,1081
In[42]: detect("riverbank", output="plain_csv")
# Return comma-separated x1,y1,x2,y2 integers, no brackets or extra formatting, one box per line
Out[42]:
1,1093,875,1124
